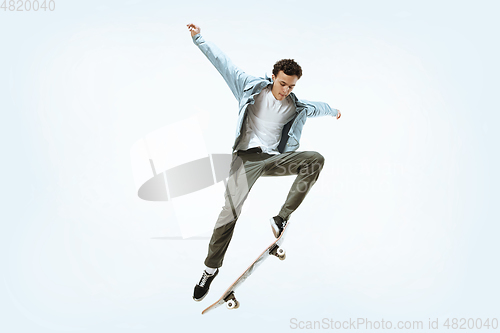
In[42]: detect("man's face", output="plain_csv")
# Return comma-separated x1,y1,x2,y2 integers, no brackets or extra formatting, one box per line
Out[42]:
271,71,299,101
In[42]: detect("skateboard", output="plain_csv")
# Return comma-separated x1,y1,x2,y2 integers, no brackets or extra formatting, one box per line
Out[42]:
201,222,290,314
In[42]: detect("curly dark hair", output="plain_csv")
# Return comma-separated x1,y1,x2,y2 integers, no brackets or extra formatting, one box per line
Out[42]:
272,59,302,79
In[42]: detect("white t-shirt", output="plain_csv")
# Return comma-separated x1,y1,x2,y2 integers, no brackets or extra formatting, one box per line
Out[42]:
235,86,296,154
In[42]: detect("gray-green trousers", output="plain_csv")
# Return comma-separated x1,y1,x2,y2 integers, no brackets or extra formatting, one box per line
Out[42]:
204,148,325,268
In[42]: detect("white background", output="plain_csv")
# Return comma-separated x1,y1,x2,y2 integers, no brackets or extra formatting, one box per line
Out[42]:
1,0,499,332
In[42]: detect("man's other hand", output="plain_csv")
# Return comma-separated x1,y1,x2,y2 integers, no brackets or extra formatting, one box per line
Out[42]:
187,23,201,37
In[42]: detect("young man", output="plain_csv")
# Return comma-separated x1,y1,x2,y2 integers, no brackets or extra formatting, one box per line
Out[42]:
187,23,341,302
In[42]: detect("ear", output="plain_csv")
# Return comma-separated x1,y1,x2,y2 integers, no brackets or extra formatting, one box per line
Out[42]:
271,74,275,81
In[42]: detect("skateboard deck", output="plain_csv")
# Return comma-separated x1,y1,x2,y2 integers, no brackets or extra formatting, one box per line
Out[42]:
201,222,290,314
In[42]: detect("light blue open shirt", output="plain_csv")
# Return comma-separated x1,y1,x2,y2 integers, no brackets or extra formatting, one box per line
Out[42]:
192,33,339,153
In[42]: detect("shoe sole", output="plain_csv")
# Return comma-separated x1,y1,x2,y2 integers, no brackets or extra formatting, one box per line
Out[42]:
193,294,207,302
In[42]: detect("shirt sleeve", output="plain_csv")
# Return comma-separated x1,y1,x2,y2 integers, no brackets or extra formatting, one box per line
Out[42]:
192,33,256,101
299,99,339,118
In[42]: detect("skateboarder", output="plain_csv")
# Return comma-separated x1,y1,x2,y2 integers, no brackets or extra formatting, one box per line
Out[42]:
187,23,341,302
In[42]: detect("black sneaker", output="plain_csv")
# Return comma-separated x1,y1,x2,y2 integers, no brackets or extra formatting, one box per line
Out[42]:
270,215,287,238
193,268,219,302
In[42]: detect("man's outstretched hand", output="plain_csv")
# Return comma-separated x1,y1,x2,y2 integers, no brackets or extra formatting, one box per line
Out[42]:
187,23,200,37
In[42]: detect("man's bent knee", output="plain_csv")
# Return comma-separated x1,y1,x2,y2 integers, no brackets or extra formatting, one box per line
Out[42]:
305,151,325,169
311,151,325,165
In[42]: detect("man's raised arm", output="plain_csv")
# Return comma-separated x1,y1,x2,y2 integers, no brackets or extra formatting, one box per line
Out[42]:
187,23,256,101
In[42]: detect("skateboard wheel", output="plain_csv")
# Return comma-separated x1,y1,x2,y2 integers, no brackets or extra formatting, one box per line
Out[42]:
277,248,286,260
226,299,239,310
276,248,286,260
